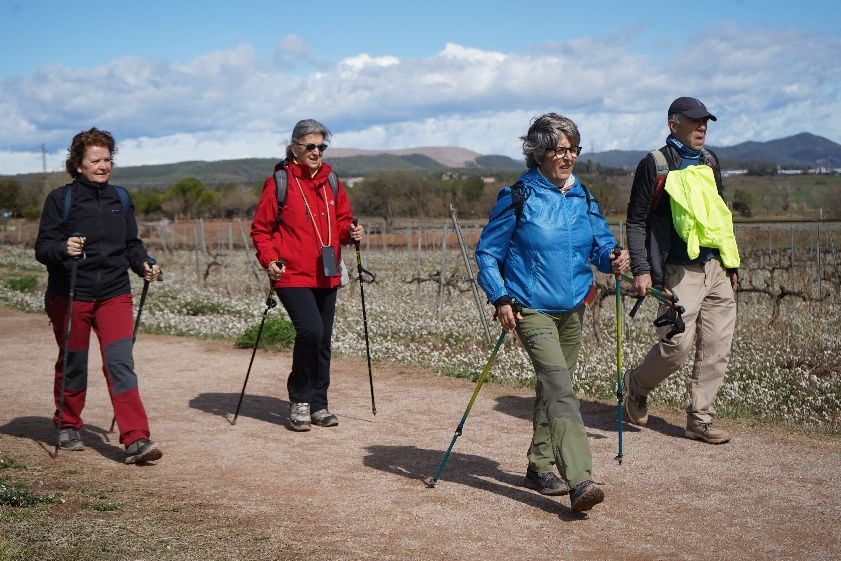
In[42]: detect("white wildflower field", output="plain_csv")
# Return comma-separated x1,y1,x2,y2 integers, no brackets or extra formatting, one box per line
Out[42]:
1,240,839,431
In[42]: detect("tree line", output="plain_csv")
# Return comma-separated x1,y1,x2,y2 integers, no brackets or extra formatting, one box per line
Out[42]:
0,163,631,224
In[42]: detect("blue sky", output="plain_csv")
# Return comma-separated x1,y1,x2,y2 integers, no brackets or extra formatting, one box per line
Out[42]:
1,0,840,174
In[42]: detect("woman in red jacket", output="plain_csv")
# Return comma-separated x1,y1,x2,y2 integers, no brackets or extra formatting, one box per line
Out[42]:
251,119,364,431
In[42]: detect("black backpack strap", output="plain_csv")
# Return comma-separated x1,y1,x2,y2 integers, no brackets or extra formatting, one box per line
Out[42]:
274,164,288,226
62,183,131,225
326,170,339,198
510,181,528,224
112,185,132,215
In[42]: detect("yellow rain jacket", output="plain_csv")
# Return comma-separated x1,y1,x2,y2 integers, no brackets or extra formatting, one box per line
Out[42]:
664,165,740,268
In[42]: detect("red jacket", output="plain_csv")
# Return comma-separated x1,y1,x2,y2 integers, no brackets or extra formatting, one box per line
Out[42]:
251,161,353,288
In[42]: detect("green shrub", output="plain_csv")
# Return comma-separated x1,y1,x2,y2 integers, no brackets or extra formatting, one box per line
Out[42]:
235,317,296,351
6,276,37,292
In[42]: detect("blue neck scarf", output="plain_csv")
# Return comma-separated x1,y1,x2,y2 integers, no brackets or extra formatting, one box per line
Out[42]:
666,135,701,161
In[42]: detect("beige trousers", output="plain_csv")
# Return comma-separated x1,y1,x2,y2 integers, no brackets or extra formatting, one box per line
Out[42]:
629,259,736,424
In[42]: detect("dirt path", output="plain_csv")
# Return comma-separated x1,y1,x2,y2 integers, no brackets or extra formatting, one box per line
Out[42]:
0,305,838,561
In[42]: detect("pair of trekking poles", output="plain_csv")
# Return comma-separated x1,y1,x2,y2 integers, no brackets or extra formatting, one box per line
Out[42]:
426,248,686,485
232,218,377,424
55,234,162,456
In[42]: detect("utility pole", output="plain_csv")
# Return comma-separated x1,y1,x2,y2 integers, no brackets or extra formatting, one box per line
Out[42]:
41,143,49,195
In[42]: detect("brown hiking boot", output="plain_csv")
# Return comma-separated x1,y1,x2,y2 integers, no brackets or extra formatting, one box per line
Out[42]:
623,370,648,426
685,421,730,444
570,480,604,513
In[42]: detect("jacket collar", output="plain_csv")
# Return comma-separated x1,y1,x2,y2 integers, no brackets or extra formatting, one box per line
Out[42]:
522,168,583,196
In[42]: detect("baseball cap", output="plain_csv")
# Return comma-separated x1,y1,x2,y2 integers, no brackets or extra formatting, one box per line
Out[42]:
668,97,717,121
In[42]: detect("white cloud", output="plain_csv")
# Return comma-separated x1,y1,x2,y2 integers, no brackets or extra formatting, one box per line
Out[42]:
1,26,840,175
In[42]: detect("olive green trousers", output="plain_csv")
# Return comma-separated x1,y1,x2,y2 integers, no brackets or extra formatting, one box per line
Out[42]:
517,306,593,488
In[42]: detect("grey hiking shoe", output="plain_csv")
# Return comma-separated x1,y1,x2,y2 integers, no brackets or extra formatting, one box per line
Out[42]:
289,402,311,431
623,370,648,426
685,420,730,444
570,480,604,512
524,467,568,496
124,439,163,464
311,409,338,427
58,428,85,451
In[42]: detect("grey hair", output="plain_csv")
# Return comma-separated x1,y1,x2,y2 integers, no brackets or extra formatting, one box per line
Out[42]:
285,119,333,159
668,113,683,127
520,113,581,169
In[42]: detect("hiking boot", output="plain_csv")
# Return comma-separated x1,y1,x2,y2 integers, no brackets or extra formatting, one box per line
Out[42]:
310,409,339,427
569,480,604,513
288,402,311,431
124,439,163,464
57,428,85,451
623,370,648,426
524,467,568,496
685,420,730,444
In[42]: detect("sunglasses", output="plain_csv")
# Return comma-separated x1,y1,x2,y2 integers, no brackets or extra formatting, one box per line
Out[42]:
294,142,329,153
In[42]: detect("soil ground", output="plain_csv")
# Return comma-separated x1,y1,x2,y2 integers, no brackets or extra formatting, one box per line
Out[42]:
0,305,838,561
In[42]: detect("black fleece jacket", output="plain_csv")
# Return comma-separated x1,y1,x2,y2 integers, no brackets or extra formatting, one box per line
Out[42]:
35,177,149,301
625,144,729,288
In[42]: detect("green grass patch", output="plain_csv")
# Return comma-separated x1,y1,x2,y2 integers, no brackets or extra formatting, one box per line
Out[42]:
5,276,36,292
235,317,296,351
0,478,62,508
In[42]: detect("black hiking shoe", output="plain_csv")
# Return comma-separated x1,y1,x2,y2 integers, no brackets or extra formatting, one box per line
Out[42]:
570,480,604,512
310,409,339,427
58,428,85,451
124,439,163,464
524,467,568,496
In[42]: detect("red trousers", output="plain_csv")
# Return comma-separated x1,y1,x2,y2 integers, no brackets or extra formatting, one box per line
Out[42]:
47,292,151,447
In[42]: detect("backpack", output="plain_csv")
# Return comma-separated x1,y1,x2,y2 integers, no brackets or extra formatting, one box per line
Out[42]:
61,183,132,226
273,160,340,226
649,147,718,210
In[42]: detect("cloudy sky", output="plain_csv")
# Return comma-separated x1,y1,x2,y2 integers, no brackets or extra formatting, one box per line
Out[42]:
1,0,839,175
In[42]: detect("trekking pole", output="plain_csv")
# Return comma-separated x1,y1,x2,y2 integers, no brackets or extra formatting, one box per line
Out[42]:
232,279,278,425
620,274,686,340
424,330,507,488
613,248,624,465
110,257,162,432
353,218,377,416
55,233,83,457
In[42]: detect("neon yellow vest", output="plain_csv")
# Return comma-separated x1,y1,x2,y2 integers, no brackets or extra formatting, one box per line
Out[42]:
664,165,740,268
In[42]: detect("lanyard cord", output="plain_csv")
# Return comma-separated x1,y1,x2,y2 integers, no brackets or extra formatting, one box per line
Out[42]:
294,176,332,248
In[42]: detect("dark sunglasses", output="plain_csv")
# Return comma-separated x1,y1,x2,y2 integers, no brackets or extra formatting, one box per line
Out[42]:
294,142,328,153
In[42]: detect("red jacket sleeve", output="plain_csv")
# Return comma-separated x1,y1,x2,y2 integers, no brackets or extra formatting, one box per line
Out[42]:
250,177,280,268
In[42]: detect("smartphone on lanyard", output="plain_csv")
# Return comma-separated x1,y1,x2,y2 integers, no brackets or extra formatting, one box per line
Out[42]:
321,246,338,277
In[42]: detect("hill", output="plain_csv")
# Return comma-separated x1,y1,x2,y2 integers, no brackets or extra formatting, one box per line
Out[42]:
580,132,841,170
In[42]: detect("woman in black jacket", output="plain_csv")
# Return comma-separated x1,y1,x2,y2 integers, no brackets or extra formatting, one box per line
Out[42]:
35,127,163,464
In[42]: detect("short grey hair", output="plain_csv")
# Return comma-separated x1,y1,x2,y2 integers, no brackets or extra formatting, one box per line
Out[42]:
668,113,683,127
520,113,581,169
285,119,332,159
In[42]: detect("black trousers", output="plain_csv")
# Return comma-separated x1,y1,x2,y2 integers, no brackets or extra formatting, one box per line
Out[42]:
276,287,337,411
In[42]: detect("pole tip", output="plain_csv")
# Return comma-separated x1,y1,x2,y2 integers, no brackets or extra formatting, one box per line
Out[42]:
422,477,437,488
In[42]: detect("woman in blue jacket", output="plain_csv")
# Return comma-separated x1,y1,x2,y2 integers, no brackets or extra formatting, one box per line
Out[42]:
476,113,628,512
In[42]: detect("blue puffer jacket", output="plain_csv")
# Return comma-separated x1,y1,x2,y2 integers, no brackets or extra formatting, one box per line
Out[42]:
476,169,617,313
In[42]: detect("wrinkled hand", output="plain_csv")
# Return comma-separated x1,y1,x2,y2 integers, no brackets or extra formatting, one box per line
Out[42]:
494,304,523,332
350,223,365,242
633,273,652,297
66,236,86,258
143,261,162,282
610,249,630,274
267,260,285,282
